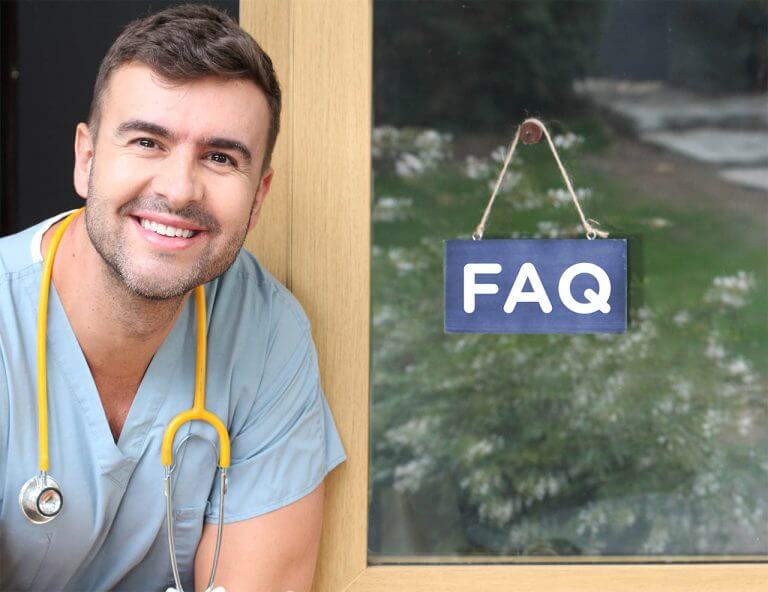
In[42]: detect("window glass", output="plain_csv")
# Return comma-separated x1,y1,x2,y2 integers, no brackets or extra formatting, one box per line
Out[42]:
369,0,768,562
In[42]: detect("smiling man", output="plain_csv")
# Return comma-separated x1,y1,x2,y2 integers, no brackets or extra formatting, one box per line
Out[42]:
0,4,346,591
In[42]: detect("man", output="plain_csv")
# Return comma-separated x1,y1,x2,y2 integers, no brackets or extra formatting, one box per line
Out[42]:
0,4,346,591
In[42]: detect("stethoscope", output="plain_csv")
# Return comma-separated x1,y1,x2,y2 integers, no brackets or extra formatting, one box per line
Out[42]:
18,208,231,592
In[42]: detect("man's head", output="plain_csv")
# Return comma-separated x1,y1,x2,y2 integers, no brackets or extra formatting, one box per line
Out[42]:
74,3,281,300
89,3,281,171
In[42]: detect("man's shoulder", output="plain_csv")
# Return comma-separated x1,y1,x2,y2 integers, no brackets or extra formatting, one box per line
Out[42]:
209,248,312,342
0,211,73,279
210,250,319,418
0,221,44,277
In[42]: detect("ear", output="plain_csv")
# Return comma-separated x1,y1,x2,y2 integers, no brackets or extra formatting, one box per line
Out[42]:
73,122,95,199
247,167,274,233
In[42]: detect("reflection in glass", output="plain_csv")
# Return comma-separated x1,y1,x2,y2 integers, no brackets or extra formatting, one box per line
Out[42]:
369,0,768,561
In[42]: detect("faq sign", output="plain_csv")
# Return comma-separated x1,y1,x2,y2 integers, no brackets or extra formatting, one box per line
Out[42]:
444,239,627,334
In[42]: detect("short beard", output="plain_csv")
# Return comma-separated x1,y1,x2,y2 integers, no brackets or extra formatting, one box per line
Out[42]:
84,176,249,301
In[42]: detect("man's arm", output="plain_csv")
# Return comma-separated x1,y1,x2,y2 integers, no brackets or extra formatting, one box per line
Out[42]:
194,481,325,592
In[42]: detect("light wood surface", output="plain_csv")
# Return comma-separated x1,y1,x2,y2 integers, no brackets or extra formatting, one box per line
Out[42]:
240,1,371,591
289,1,371,591
240,2,766,591
241,0,292,285
369,555,768,564
345,564,768,592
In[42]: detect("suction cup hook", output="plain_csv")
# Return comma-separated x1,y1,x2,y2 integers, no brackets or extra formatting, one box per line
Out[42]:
520,120,543,145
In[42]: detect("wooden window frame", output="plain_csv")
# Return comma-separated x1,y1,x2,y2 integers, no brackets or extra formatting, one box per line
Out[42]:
241,1,767,590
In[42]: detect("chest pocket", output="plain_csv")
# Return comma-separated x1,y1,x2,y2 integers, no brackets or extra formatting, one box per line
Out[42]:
169,430,219,510
164,432,219,589
167,505,207,591
0,529,55,591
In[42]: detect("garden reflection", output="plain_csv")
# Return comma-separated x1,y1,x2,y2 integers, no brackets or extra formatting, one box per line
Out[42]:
369,0,767,560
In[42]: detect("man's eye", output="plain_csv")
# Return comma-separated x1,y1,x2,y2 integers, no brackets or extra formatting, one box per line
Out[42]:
136,138,156,149
208,153,235,166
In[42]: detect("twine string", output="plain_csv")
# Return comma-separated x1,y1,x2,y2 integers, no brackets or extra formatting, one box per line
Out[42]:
472,117,609,240
472,126,522,241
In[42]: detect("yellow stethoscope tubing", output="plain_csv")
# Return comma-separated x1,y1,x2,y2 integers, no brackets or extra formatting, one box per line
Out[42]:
161,285,230,469
36,207,230,472
36,208,84,472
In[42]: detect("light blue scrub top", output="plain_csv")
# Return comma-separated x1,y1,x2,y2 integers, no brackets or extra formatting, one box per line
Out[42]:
0,212,347,591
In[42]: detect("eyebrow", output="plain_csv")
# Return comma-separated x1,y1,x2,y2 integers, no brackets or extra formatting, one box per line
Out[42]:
115,119,253,166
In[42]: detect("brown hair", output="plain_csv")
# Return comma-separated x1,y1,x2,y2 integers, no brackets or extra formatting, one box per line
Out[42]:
89,3,281,171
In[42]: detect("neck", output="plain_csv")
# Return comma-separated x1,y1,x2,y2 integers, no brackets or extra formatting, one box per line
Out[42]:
41,214,188,381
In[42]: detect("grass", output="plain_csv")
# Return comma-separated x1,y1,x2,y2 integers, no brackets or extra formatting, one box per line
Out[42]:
373,126,767,364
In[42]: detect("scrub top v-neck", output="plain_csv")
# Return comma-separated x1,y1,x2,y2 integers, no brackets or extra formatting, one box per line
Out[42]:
41,268,187,475
0,212,347,591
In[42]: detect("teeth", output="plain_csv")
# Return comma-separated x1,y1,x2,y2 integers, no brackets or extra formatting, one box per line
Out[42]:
139,218,196,239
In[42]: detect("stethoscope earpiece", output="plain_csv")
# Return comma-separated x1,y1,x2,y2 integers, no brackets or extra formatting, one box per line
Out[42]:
19,472,63,524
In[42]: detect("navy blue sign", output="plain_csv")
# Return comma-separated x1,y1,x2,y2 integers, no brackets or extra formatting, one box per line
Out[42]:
444,239,627,334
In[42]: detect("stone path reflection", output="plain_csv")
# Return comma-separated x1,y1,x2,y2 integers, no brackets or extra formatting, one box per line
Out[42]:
574,78,768,193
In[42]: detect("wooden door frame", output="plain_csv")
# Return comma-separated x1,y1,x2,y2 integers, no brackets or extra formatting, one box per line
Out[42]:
240,1,766,590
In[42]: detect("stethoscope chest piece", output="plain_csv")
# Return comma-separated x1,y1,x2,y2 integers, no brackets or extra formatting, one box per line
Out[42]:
19,472,63,524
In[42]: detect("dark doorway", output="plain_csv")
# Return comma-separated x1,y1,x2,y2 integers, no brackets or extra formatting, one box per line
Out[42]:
0,0,238,236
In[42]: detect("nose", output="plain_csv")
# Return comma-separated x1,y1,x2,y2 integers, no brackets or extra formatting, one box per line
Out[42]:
151,146,204,209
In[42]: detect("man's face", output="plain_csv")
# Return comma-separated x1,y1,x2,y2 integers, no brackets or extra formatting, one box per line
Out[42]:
74,62,273,300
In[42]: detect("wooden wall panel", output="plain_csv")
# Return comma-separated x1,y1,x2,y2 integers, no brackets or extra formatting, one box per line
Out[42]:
290,2,371,591
240,2,371,591
241,0,292,285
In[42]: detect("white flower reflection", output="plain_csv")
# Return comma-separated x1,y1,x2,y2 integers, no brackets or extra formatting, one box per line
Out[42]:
372,126,452,178
547,187,592,208
464,155,491,180
373,196,414,222
705,271,756,309
552,132,584,150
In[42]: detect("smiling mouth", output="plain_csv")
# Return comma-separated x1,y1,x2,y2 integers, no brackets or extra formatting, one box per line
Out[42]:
136,217,199,239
